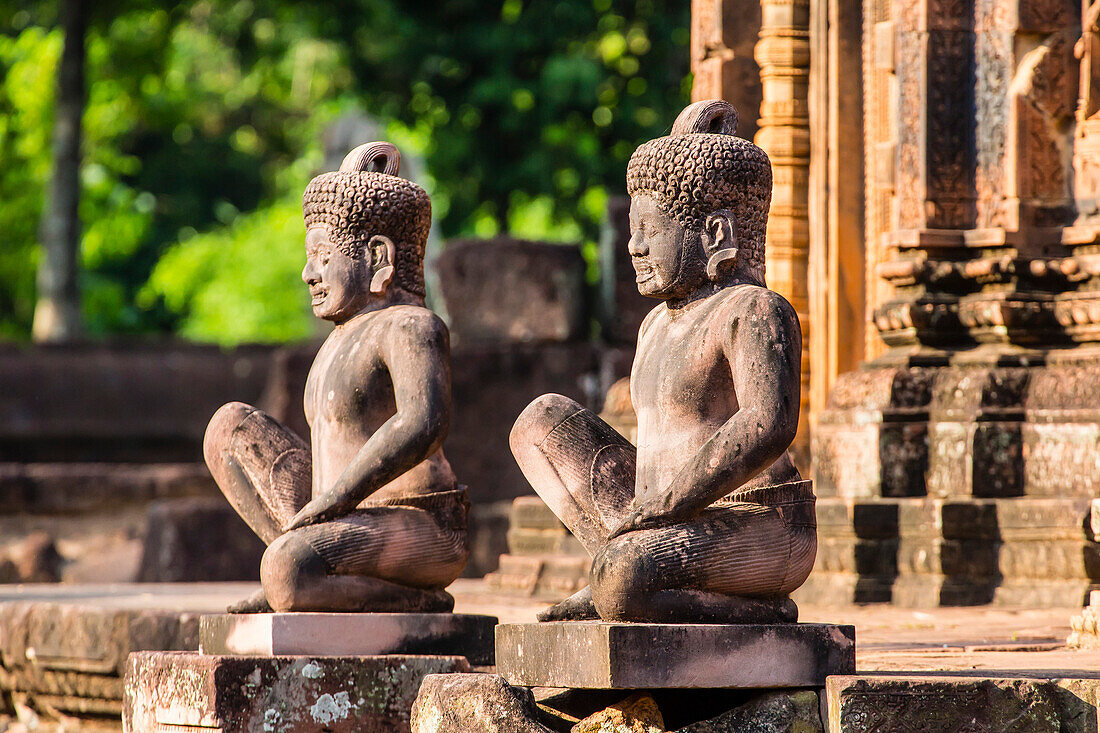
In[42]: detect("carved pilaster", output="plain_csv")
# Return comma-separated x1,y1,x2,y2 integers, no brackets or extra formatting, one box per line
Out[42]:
895,0,976,231
756,0,812,467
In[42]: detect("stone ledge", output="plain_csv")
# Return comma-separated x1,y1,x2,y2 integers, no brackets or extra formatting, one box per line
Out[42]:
495,621,855,689
200,612,497,665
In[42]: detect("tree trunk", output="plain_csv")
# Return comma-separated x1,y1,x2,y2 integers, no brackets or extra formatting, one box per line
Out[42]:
32,0,87,342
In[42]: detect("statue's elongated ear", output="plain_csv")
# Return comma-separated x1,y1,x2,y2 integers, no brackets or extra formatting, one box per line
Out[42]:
368,235,396,294
704,210,739,281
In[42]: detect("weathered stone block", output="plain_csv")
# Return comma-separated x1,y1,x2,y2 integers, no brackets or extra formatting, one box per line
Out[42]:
137,497,264,583
199,613,496,665
124,651,468,733
411,673,552,733
812,420,928,499
435,238,587,344
826,676,1100,733
495,622,855,689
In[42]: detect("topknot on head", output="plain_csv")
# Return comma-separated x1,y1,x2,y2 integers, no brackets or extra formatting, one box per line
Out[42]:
339,141,403,176
303,141,430,297
626,99,771,282
670,100,739,137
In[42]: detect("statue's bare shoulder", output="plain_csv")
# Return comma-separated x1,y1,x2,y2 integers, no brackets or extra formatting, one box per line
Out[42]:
374,304,450,364
712,284,801,356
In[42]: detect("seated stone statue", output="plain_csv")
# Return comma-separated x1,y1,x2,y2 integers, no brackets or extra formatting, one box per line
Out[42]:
511,100,816,624
204,142,468,613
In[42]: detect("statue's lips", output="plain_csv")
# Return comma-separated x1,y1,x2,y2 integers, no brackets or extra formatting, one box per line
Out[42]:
310,289,327,305
633,262,656,283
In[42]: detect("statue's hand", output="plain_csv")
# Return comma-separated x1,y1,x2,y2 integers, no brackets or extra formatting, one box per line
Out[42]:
283,491,355,532
606,500,671,541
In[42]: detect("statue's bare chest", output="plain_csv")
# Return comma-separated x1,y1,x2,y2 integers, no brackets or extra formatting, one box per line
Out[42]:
632,302,738,419
304,327,395,429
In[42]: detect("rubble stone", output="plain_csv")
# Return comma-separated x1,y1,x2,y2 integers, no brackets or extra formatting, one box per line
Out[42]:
676,690,823,733
571,693,664,733
411,673,552,733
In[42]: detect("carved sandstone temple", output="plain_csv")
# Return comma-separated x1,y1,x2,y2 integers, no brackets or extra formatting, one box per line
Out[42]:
694,0,1100,604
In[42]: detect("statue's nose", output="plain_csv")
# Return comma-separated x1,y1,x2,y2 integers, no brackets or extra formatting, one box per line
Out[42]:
627,232,648,257
302,260,321,285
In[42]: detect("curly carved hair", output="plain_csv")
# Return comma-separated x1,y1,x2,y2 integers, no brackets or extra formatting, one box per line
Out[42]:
626,100,771,283
303,142,431,297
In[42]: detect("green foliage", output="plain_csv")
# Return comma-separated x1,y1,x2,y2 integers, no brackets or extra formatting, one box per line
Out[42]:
0,0,690,343
314,0,692,243
143,198,317,344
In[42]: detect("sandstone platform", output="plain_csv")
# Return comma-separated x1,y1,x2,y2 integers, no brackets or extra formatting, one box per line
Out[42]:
200,612,496,665
495,621,856,689
125,651,468,733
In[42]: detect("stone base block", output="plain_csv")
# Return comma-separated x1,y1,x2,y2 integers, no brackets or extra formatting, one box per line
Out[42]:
200,612,497,665
827,675,1100,732
495,622,855,689
124,651,469,733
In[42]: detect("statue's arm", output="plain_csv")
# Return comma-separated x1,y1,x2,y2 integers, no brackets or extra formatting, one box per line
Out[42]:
609,291,800,537
285,312,451,529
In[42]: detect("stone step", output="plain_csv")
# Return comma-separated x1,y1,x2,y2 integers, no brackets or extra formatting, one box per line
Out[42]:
509,495,567,531
483,553,591,600
0,462,216,515
506,527,586,556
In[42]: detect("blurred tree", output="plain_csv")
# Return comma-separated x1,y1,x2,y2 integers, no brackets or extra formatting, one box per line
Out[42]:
32,0,86,342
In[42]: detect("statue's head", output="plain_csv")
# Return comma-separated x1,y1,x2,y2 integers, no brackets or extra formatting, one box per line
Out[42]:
625,100,770,300
301,142,430,322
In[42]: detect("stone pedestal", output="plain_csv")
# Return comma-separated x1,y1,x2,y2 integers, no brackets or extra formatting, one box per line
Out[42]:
495,621,855,689
200,612,496,665
125,651,469,733
124,612,498,733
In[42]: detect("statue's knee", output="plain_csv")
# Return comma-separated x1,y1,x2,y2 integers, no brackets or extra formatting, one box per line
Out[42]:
509,394,585,453
203,402,255,468
590,540,656,621
260,532,326,612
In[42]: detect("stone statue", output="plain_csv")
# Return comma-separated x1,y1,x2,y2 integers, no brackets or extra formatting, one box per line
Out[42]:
510,100,816,624
203,142,468,613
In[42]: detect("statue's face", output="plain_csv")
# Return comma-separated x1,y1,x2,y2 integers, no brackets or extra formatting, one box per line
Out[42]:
628,193,705,300
302,226,371,322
